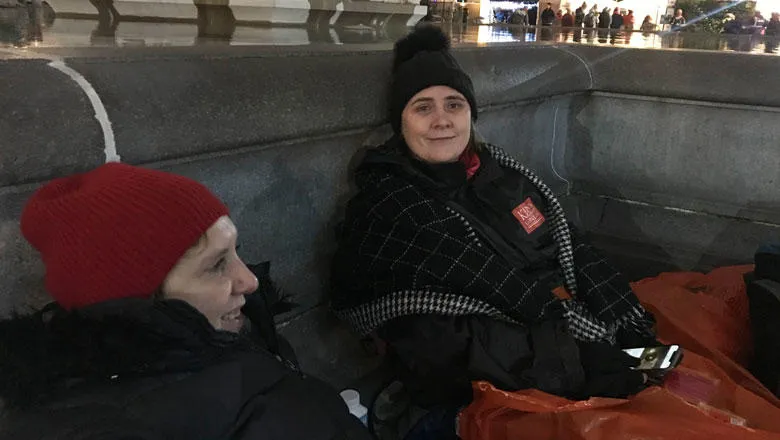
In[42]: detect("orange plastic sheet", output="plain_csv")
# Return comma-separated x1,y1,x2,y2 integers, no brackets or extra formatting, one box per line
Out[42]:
459,266,780,440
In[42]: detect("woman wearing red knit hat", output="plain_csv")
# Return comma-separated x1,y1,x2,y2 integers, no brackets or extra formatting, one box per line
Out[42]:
0,163,372,440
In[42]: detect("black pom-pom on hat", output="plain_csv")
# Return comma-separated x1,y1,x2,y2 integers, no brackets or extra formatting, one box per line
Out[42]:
393,25,451,71
388,25,478,135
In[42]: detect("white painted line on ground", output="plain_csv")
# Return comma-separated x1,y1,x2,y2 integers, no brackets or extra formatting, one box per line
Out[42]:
3,45,120,163
47,60,120,163
555,45,595,89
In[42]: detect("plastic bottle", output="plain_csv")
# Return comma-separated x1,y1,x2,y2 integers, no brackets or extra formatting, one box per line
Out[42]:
340,389,368,427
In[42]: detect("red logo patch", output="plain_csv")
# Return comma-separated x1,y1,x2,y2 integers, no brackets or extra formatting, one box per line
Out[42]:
512,198,546,234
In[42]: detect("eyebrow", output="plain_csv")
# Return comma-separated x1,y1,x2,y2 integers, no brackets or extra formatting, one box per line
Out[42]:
410,95,466,105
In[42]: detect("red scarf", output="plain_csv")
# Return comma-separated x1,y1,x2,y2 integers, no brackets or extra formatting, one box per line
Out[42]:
459,148,481,180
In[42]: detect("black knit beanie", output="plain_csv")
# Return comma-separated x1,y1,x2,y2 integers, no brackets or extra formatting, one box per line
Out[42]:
389,25,478,135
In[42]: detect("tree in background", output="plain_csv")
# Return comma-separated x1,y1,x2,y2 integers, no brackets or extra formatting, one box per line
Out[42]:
674,0,754,32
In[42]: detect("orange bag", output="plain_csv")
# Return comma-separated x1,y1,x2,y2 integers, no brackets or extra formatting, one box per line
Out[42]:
459,266,780,440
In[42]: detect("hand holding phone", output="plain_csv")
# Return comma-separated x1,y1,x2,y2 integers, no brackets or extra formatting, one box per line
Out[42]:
623,345,683,372
575,341,650,399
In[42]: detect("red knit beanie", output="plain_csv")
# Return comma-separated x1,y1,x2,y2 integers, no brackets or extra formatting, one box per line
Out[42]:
20,163,229,310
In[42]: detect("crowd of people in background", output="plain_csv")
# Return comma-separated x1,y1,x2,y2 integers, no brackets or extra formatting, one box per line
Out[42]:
723,10,780,36
486,2,780,54
496,2,649,33
495,2,780,39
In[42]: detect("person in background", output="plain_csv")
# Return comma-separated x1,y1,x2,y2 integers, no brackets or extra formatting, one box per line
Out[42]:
0,163,373,440
510,7,529,26
562,9,575,27
670,8,686,30
640,15,656,33
722,12,742,34
753,10,767,28
765,12,780,36
624,9,635,31
748,11,767,35
540,2,555,26
574,2,586,27
598,6,611,29
584,5,598,28
766,13,780,53
610,7,623,30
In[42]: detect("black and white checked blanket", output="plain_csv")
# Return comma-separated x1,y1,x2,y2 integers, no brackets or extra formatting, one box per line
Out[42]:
331,142,654,344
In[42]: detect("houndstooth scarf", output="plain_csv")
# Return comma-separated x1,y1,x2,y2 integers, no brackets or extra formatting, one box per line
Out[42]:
331,142,654,344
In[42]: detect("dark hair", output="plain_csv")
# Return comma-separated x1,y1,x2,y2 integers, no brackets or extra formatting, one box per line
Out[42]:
468,128,485,153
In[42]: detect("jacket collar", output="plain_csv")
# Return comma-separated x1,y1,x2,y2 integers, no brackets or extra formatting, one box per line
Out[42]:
0,297,245,409
358,136,503,193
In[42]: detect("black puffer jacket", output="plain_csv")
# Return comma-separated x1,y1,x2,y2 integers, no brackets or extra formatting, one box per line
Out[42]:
0,293,371,440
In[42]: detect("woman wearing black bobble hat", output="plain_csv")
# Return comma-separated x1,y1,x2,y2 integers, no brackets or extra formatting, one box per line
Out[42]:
331,25,660,418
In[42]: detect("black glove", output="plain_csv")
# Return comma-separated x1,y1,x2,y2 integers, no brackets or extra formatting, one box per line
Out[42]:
575,341,647,399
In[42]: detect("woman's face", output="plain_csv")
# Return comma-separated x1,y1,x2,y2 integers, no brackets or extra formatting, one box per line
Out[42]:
161,216,259,333
401,86,472,164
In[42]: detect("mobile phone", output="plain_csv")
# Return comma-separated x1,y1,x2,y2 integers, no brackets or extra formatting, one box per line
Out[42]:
623,345,683,371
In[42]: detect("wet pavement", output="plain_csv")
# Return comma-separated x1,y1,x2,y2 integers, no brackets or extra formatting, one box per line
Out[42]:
472,24,780,55
2,2,780,55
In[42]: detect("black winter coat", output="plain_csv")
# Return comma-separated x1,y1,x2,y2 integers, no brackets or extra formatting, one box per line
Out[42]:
598,11,611,28
0,294,372,440
574,8,585,26
378,315,583,407
540,8,556,26
610,13,624,29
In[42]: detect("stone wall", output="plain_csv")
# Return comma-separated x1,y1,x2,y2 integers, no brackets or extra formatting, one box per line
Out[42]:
1,43,778,386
